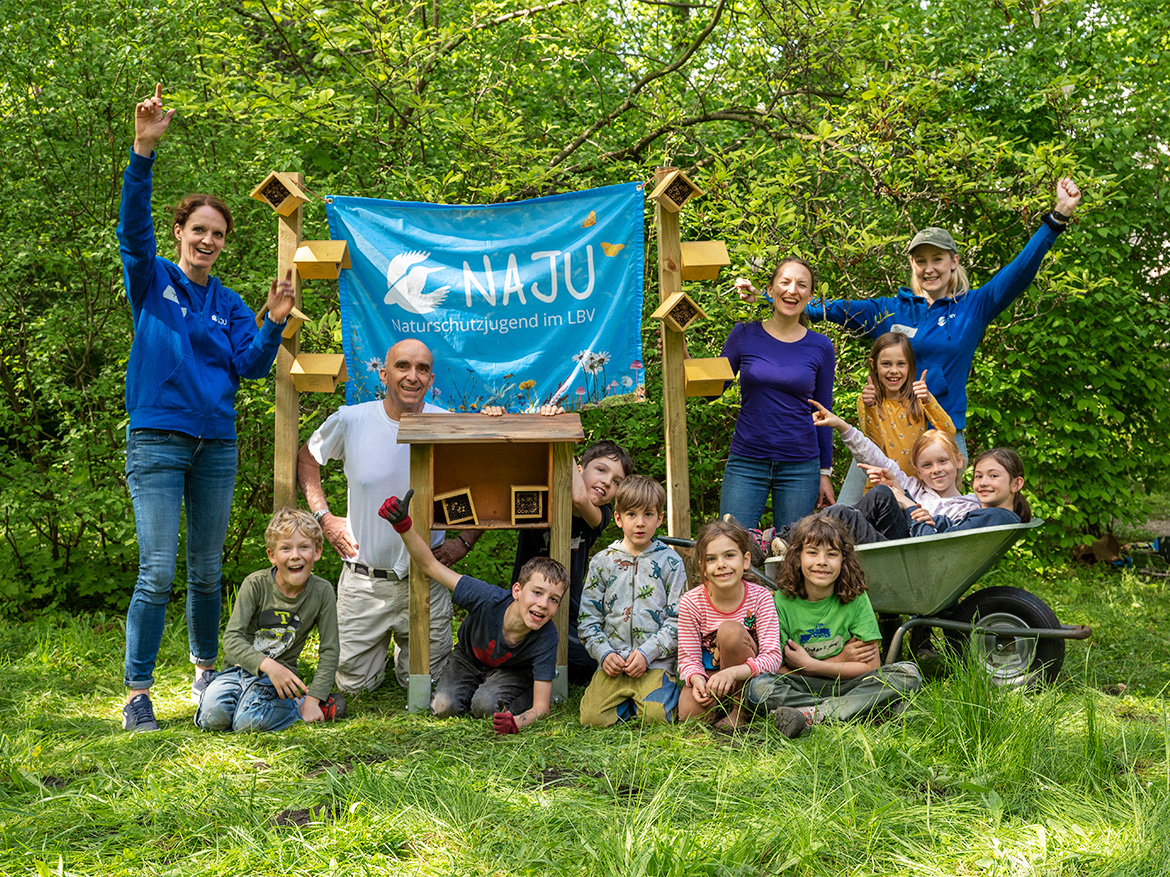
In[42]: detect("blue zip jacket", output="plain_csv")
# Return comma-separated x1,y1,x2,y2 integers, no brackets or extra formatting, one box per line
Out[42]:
907,506,1020,537
118,150,284,439
807,224,1062,429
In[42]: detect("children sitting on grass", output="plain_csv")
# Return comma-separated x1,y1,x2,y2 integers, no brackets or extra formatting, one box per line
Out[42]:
194,508,344,732
677,519,783,729
746,514,921,738
578,475,687,726
379,490,568,735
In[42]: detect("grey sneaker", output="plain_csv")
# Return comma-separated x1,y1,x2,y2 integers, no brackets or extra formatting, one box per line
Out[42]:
191,669,218,704
773,706,811,739
122,693,160,732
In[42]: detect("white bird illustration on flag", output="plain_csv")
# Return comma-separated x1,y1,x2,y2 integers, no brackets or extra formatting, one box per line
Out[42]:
384,250,450,314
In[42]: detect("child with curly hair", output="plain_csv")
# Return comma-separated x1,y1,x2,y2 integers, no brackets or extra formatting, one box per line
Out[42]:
746,514,921,738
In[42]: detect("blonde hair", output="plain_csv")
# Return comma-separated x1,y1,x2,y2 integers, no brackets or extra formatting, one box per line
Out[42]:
265,508,324,552
911,430,966,491
908,261,971,299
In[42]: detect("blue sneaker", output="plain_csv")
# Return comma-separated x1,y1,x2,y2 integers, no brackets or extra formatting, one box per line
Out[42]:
191,669,218,704
122,693,160,732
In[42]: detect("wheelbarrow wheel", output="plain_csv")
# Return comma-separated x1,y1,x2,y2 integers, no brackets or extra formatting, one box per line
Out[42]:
950,586,1065,686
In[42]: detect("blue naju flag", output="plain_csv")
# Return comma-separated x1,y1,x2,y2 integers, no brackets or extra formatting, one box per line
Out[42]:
325,183,645,411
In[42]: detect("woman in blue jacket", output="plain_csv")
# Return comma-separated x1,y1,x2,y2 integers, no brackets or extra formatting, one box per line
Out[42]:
119,85,295,732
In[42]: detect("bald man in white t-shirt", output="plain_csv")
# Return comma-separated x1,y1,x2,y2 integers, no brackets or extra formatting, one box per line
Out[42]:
297,339,480,693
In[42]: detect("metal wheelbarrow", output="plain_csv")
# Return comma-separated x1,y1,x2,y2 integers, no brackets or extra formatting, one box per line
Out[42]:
847,519,1089,686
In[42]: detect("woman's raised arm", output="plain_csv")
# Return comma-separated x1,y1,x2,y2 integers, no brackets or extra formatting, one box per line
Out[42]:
133,83,174,158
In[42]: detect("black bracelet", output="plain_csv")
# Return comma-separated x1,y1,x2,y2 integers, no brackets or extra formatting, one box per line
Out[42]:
1042,212,1068,233
457,534,472,550
1051,209,1071,223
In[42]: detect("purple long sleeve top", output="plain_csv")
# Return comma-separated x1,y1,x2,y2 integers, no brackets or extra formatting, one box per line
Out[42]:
721,322,835,469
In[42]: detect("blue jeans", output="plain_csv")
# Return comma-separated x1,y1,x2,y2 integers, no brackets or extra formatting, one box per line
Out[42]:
719,454,820,530
123,428,237,690
194,667,301,732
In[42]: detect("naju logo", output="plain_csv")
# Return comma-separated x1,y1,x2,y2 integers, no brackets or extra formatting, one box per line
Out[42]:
384,251,450,315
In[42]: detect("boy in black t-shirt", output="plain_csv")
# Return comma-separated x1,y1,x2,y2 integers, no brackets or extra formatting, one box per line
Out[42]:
511,439,632,684
380,492,568,734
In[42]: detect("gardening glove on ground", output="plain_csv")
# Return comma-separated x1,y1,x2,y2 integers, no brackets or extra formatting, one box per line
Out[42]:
492,711,519,735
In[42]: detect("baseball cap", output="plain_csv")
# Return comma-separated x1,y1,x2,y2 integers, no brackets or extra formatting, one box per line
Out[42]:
906,227,958,254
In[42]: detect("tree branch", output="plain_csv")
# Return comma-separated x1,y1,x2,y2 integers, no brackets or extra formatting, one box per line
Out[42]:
414,0,590,94
547,0,730,168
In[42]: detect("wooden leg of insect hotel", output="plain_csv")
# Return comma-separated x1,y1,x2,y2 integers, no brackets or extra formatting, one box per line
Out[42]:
408,443,435,711
550,442,573,702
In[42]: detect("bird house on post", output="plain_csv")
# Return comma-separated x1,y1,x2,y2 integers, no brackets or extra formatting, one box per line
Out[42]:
680,240,730,281
255,305,311,340
648,169,703,213
651,291,708,333
294,241,351,280
250,171,311,217
684,357,734,397
290,353,348,393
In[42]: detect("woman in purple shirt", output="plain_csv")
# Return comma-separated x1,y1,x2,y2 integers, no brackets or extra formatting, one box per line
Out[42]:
719,258,836,530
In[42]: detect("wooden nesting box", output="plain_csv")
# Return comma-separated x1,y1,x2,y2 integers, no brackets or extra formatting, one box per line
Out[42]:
647,169,703,213
399,414,583,530
511,485,549,525
290,353,348,393
294,240,352,280
249,171,311,216
651,291,708,333
684,357,734,397
680,240,730,281
398,413,584,708
255,305,310,340
435,487,478,527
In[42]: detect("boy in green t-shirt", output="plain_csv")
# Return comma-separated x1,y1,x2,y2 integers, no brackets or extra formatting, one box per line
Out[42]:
745,515,921,738
195,508,344,732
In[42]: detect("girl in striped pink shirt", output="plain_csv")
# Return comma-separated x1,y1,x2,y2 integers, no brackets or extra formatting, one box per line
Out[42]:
678,520,783,729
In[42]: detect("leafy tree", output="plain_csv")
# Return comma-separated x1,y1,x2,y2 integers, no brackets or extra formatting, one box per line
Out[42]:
0,0,1166,610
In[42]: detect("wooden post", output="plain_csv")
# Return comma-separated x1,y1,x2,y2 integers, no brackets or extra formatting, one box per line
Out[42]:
273,175,304,511
550,442,573,701
654,167,691,538
407,443,435,711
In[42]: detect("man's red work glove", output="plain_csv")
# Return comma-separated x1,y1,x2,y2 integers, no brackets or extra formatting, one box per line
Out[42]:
378,489,414,533
492,711,519,735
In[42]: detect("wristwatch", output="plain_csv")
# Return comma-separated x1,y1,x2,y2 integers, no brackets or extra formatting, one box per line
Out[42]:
312,507,330,521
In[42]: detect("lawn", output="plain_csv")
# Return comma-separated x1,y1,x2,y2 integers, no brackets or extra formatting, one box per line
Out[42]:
2,555,1169,876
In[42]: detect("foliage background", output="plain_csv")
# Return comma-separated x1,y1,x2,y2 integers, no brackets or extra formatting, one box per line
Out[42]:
0,0,1167,610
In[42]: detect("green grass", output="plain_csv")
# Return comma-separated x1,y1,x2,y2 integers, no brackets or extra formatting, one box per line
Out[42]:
2,560,1169,876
